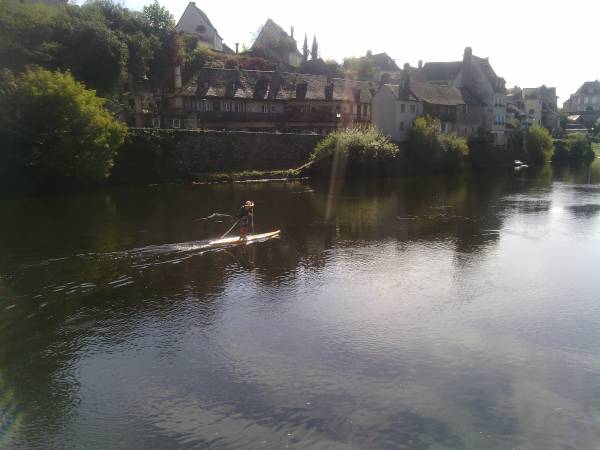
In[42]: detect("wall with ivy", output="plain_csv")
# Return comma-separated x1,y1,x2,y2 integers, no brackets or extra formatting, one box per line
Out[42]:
110,129,321,183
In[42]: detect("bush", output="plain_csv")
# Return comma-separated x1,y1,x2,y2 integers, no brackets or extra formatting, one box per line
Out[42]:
308,126,399,177
553,133,595,163
406,116,469,170
526,125,554,164
0,67,126,190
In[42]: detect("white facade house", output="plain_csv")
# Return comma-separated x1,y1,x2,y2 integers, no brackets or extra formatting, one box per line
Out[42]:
372,84,421,142
175,2,225,52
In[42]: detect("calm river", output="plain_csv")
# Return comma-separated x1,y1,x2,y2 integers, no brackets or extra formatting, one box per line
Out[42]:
1,163,600,450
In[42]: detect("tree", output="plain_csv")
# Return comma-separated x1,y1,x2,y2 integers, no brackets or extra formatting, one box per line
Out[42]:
309,126,399,177
52,15,129,94
311,35,318,60
566,133,595,162
407,116,468,170
526,125,554,164
141,0,174,34
302,33,309,63
0,68,126,189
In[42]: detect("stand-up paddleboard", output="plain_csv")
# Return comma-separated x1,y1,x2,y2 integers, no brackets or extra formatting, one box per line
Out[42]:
209,230,280,247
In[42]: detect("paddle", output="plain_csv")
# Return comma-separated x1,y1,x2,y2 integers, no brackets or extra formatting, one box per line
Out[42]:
218,219,240,240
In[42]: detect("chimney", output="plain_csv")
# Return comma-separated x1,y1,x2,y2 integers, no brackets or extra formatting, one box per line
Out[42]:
463,47,472,64
235,43,239,54
290,26,294,39
401,63,410,90
418,60,423,69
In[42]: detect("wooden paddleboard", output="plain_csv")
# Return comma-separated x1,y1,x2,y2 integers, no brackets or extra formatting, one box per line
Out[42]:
209,230,280,247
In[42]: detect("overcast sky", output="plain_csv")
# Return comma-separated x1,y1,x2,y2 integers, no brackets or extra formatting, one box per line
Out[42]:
118,0,598,102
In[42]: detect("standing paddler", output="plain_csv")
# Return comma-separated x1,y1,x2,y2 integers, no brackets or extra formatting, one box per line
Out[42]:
239,200,254,240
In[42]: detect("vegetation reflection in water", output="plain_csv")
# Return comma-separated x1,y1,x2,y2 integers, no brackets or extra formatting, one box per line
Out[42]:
1,162,600,449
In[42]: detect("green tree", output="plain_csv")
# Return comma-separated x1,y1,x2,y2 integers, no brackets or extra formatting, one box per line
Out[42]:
0,2,58,70
526,125,554,164
309,126,399,177
311,35,318,60
302,33,309,62
0,68,126,189
566,133,595,162
141,0,174,33
407,116,468,170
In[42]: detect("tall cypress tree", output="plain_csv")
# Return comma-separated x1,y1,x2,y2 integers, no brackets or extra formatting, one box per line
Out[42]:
303,33,309,62
311,35,318,60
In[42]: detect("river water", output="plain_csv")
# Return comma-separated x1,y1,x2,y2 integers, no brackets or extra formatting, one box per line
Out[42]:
1,163,600,450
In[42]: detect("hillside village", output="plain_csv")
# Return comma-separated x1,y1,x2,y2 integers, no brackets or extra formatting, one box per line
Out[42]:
126,1,600,144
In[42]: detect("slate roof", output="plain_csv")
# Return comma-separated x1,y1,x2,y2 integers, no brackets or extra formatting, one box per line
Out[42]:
575,80,600,95
410,82,484,106
418,62,463,83
180,68,373,102
251,19,302,59
370,53,401,72
384,82,483,106
416,54,506,93
383,84,419,102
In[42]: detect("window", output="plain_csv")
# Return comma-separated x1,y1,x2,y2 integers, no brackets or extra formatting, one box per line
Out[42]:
224,102,231,112
262,104,268,113
399,121,405,131
584,96,589,104
152,118,160,128
172,118,181,129
410,104,416,113
400,103,405,113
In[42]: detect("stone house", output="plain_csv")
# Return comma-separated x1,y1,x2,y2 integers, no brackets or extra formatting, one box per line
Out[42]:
131,68,374,134
562,80,600,127
372,68,485,142
411,47,508,145
522,86,560,131
251,19,303,68
175,2,228,52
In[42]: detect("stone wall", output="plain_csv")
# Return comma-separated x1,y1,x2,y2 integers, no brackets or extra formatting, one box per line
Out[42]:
110,129,321,183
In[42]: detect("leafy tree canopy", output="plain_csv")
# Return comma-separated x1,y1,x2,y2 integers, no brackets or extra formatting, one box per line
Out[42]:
0,67,126,189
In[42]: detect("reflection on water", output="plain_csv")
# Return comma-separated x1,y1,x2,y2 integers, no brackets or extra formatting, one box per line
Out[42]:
1,162,600,449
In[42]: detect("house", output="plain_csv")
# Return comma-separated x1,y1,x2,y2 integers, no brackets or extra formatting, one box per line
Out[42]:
369,53,402,83
175,2,227,52
411,47,508,145
372,65,486,142
130,68,374,133
251,19,303,68
562,80,600,127
522,86,560,131
506,88,535,129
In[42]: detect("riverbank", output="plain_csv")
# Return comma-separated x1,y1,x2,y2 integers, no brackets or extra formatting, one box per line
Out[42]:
110,129,320,185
